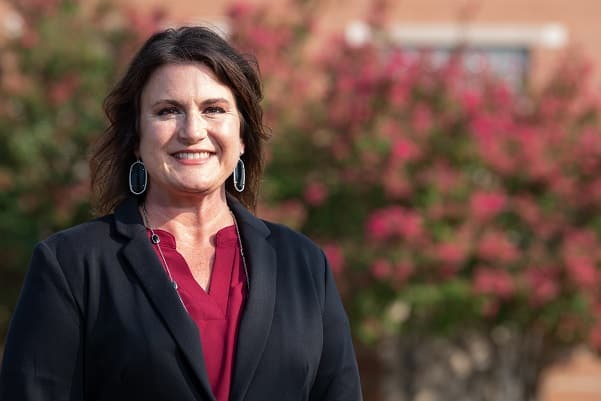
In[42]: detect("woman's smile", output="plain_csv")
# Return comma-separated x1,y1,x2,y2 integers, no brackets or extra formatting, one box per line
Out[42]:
174,151,212,160
172,151,215,163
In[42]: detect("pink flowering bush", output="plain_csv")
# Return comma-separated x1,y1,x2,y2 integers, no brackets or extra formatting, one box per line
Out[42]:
228,0,601,351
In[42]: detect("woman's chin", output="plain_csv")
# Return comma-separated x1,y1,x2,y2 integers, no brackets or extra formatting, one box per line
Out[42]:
176,184,224,198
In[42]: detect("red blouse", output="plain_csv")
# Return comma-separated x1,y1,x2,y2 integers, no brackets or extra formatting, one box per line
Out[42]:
147,226,246,401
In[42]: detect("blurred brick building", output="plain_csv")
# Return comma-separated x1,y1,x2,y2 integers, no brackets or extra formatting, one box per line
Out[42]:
1,0,598,87
113,0,601,91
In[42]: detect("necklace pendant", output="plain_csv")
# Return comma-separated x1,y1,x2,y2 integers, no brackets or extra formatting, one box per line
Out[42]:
151,233,160,244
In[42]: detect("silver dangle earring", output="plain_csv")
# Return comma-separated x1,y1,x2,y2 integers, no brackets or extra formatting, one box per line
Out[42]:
233,158,245,192
129,159,147,195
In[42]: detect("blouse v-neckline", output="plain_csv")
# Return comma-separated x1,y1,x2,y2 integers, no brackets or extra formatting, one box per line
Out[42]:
146,225,239,319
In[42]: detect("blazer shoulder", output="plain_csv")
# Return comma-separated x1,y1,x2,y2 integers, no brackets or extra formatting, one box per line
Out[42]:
261,219,330,292
263,219,324,257
41,214,116,253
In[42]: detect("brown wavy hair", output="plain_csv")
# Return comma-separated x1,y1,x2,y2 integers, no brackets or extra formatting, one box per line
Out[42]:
89,26,270,215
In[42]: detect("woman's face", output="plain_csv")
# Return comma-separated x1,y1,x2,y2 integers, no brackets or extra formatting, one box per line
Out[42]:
138,62,244,201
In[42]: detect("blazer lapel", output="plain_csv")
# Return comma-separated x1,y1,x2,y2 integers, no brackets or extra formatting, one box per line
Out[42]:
228,198,277,401
114,199,216,401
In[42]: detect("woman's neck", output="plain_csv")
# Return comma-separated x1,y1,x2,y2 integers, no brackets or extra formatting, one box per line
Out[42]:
141,189,234,246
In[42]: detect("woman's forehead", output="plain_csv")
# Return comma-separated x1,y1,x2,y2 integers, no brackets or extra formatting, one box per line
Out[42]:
141,62,236,103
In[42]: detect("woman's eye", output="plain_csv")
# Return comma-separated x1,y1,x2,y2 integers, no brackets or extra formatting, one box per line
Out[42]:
204,106,226,114
157,106,179,116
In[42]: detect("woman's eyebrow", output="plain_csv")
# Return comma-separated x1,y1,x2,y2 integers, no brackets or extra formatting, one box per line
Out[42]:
200,97,231,106
150,99,184,108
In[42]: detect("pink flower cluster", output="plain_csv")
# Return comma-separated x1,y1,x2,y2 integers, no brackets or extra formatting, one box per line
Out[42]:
470,191,507,222
473,267,514,299
370,259,414,285
366,206,424,244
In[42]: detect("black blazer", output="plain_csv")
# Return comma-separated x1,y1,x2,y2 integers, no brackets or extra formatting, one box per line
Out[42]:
0,197,362,401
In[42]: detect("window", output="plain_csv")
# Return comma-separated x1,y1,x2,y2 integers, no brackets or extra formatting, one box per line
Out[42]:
346,22,568,90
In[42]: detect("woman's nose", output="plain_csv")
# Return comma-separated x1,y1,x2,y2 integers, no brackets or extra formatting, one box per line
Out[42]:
179,111,207,144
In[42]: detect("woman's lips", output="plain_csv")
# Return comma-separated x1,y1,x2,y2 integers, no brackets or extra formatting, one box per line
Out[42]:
173,151,213,160
172,151,214,164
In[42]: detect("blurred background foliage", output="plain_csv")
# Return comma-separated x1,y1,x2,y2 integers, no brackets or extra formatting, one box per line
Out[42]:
1,0,123,337
0,0,165,338
229,0,601,351
1,0,601,397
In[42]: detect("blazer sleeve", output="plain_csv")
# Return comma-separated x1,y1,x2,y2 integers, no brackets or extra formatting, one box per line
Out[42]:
309,251,363,401
0,241,84,401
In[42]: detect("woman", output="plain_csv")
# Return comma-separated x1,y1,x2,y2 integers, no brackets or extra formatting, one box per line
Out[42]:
0,26,362,401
